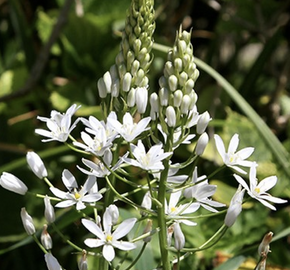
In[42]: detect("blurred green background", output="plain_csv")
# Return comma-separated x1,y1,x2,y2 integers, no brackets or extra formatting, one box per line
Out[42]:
0,0,290,269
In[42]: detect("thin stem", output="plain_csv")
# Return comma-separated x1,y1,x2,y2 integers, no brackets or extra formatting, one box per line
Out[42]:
32,234,48,254
124,242,147,270
157,128,173,270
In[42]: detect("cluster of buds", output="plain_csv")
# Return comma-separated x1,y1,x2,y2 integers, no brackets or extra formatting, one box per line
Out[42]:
98,0,155,115
150,27,200,128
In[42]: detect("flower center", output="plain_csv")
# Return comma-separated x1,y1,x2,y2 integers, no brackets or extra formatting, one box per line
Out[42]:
106,234,113,242
254,187,260,194
74,192,81,200
170,207,177,213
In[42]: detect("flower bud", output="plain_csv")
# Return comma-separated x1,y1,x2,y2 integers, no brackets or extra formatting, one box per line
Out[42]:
133,39,142,53
179,71,188,86
26,151,48,179
107,204,119,225
173,90,183,107
141,191,152,210
135,86,148,114
78,250,88,270
122,72,132,92
111,79,120,97
224,185,245,227
0,172,28,195
135,69,145,85
127,88,136,107
180,95,191,114
159,88,169,106
44,195,55,224
166,106,176,127
143,219,153,243
21,207,35,235
174,58,183,72
103,71,112,94
159,76,167,88
150,93,159,112
44,253,62,270
127,50,135,66
195,132,209,156
97,77,107,98
168,75,178,92
164,61,174,77
173,223,185,250
258,232,273,257
197,111,211,134
184,78,195,94
167,225,174,247
109,65,118,81
131,60,140,76
177,40,187,55
41,224,53,250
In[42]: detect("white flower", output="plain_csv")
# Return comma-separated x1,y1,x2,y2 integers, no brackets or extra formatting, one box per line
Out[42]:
78,150,127,178
73,129,113,157
214,133,255,174
26,151,48,179
20,207,35,235
224,185,245,227
0,172,28,195
44,195,55,224
35,104,80,142
234,164,287,210
183,167,225,212
107,112,151,142
50,169,102,210
82,205,137,262
165,191,199,226
44,253,62,270
123,140,172,172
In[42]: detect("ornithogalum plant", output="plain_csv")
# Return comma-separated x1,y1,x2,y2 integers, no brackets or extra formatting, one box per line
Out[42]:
0,0,287,270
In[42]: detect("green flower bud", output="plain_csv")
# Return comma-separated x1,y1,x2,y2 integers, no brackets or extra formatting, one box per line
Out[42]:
123,72,132,92
168,75,178,91
179,71,188,87
174,90,183,107
127,88,136,107
131,60,140,76
185,78,195,94
174,58,183,72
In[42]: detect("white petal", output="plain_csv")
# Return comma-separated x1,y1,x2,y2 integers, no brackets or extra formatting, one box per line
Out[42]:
84,238,104,248
113,240,136,251
82,193,102,203
44,253,62,270
55,200,76,208
82,219,105,240
233,174,250,193
228,134,239,154
62,169,78,190
257,176,277,193
103,244,115,262
50,187,69,199
169,191,182,209
113,218,137,240
214,134,226,160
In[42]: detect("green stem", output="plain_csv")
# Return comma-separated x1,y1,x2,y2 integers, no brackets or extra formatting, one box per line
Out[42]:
125,242,147,270
32,234,48,254
157,129,173,270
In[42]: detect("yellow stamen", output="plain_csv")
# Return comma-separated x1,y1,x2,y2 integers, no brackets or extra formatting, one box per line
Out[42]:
254,187,260,194
106,235,113,242
74,192,81,200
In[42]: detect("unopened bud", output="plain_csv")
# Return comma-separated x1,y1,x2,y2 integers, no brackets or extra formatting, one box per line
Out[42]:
141,191,152,211
111,80,120,97
78,250,88,270
107,204,119,225
179,71,188,86
26,151,48,179
135,69,145,85
174,58,183,72
143,219,153,243
195,132,209,156
0,172,28,195
136,87,148,114
150,93,159,112
159,76,167,88
123,72,132,92
166,106,176,127
173,223,185,250
97,78,107,98
167,225,174,247
20,207,35,235
164,61,174,77
103,71,112,94
159,88,169,106
180,95,191,114
184,79,195,94
258,232,273,257
41,224,53,250
174,90,183,107
127,88,136,107
168,75,178,92
44,195,55,224
131,60,140,76
197,111,211,134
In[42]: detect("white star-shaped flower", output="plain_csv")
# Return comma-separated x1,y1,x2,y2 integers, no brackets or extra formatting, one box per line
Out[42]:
183,167,225,212
123,140,172,172
50,169,102,210
214,133,255,174
35,104,80,142
107,112,151,142
234,164,287,210
165,191,200,226
82,205,137,262
78,150,127,178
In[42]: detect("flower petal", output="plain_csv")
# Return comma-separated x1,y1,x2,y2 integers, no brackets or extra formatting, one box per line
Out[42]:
113,218,137,240
113,240,136,251
84,238,104,248
103,244,115,262
82,219,105,240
